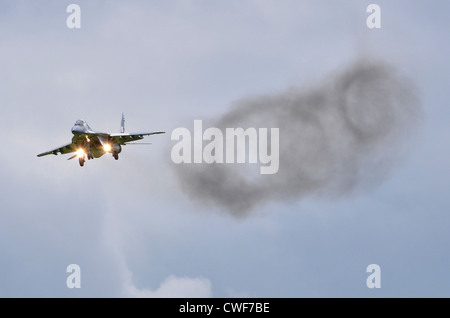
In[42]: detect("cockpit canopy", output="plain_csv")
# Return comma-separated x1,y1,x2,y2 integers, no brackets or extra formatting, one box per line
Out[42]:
74,120,85,126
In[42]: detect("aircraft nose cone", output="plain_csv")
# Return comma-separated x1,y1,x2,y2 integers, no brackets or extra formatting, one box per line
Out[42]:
71,125,83,134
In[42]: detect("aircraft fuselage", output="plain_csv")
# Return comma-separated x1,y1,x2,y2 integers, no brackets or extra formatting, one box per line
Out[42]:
71,120,121,160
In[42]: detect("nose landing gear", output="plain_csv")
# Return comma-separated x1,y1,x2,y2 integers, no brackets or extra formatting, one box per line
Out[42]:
79,157,85,167
113,152,119,160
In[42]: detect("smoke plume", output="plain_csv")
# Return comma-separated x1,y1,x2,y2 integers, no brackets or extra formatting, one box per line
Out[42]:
171,59,420,217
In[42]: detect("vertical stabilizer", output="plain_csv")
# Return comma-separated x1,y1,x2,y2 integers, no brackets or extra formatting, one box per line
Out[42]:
120,113,125,133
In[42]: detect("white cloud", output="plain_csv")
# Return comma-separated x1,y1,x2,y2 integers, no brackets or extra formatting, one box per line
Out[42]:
124,274,212,298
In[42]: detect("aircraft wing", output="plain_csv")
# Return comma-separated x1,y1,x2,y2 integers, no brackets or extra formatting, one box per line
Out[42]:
109,131,165,144
37,142,76,157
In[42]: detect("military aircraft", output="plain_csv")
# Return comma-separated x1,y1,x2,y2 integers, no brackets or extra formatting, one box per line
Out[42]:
37,114,165,166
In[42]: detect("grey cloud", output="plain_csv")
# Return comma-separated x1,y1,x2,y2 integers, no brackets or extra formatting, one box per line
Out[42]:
171,59,420,217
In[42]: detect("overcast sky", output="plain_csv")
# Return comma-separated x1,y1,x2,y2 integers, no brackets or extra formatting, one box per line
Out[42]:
0,0,449,297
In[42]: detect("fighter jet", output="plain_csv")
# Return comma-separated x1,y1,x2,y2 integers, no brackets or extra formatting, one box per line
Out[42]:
37,114,165,166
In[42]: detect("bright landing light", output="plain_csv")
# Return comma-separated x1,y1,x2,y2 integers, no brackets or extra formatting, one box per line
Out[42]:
76,149,85,158
103,144,112,152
